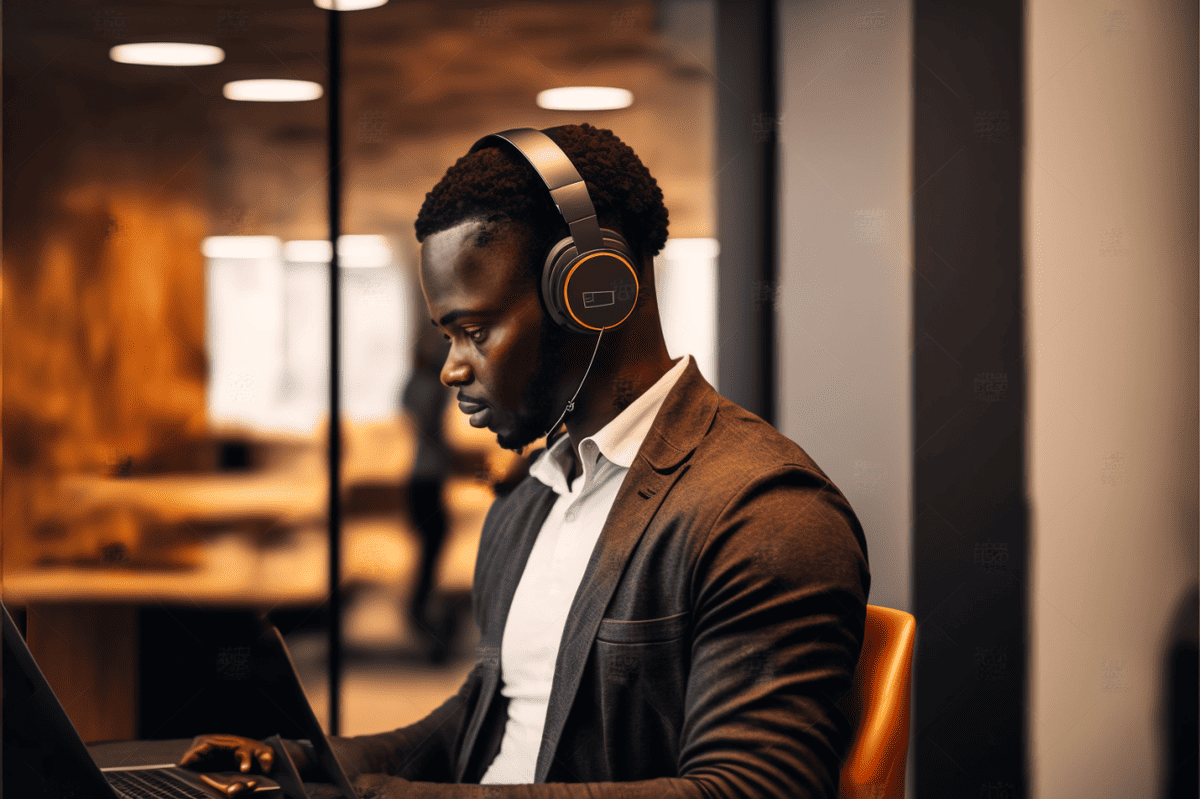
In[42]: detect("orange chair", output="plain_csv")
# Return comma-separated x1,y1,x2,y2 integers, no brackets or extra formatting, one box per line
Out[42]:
837,604,917,799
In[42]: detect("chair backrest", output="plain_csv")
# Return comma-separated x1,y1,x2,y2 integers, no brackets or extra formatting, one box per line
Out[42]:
837,604,917,799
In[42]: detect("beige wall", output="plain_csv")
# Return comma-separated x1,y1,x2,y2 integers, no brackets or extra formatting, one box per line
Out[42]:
777,0,914,785
1026,1,1198,796
778,0,913,614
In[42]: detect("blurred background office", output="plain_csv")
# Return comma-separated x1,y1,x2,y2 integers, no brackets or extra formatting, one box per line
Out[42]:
1,1,1195,798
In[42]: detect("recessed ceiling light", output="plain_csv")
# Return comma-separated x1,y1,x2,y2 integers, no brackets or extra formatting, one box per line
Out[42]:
202,236,282,260
284,236,392,268
223,79,324,102
109,42,225,66
536,87,633,111
312,0,388,9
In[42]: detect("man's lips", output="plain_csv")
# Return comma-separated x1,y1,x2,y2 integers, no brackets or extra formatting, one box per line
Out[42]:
458,399,493,428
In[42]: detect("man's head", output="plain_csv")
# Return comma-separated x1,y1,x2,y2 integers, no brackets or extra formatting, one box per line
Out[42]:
415,123,669,288
414,124,669,452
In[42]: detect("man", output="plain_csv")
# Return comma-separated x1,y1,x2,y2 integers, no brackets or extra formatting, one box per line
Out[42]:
181,123,871,798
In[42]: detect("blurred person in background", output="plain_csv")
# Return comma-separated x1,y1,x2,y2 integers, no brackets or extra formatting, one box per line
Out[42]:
401,325,456,664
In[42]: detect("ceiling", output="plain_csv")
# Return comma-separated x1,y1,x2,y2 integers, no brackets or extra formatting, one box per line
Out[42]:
4,0,716,268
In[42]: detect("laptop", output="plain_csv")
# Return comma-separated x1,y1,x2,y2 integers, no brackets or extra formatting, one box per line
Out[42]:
2,602,360,799
248,613,362,799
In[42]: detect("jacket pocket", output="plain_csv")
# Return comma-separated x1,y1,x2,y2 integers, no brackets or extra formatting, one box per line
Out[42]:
595,610,690,645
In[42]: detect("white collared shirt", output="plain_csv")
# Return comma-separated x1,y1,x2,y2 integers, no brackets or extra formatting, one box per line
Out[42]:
479,354,692,785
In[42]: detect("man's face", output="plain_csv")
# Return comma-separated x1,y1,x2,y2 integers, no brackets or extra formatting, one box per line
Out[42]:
420,219,572,452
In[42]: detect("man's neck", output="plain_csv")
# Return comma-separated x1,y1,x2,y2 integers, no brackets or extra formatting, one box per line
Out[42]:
556,282,677,485
562,351,680,484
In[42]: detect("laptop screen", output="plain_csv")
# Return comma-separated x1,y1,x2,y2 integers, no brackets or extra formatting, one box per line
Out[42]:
2,602,118,799
139,606,316,741
251,614,360,799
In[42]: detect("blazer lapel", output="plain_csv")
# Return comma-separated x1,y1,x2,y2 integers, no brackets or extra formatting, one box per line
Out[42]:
533,356,720,783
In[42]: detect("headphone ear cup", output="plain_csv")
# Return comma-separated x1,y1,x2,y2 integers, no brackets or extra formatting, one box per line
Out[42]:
598,228,637,266
541,237,581,332
541,236,639,336
589,230,639,331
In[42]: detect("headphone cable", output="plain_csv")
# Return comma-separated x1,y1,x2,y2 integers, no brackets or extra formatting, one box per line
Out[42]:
542,327,605,442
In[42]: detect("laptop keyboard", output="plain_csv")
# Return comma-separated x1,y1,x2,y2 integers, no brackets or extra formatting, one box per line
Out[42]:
105,768,214,799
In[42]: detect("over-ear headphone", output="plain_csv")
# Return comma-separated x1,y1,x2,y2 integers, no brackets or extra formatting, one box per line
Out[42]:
467,127,640,336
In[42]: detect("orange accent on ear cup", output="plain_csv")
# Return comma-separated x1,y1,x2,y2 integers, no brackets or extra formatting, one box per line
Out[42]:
562,252,639,332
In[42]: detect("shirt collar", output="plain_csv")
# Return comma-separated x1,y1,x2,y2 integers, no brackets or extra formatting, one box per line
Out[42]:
529,353,691,492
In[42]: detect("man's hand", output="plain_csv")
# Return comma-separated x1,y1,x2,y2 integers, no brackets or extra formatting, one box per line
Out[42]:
198,772,262,797
179,733,275,775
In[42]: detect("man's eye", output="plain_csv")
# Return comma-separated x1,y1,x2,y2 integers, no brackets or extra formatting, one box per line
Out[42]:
467,328,488,344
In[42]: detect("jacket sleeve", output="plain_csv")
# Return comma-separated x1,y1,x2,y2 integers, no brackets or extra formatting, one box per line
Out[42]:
348,464,871,799
311,485,520,784
321,660,484,783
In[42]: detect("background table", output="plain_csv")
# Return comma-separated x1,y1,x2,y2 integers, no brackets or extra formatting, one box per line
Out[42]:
3,477,497,743
3,413,517,744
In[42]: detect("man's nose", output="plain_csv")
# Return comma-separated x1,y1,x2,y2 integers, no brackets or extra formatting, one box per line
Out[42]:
441,354,470,387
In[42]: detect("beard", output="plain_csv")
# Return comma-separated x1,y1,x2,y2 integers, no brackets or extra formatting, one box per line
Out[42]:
496,312,573,453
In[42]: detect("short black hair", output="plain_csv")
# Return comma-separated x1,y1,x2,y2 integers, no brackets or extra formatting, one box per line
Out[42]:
414,123,669,287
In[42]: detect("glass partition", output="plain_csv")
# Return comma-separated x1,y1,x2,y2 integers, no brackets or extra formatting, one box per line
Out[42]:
2,0,716,741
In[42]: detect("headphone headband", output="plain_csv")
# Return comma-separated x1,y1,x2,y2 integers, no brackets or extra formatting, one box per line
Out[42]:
468,128,604,252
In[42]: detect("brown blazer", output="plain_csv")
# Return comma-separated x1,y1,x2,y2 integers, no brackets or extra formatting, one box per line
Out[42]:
329,356,871,798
